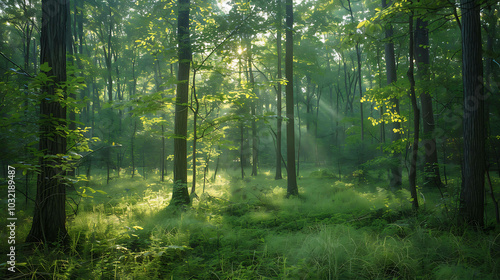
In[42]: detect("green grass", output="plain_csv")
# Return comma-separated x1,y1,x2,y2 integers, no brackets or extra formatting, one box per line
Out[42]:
1,167,499,279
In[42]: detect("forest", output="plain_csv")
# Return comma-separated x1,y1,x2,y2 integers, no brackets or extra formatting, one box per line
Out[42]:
0,0,499,278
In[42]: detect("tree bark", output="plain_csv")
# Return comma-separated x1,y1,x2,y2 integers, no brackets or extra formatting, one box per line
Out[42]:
170,0,191,206
346,0,364,143
285,0,298,197
459,0,485,228
275,0,283,180
161,124,165,182
249,48,258,176
131,120,136,178
415,15,442,188
26,0,69,244
382,0,402,189
408,11,419,211
240,122,245,179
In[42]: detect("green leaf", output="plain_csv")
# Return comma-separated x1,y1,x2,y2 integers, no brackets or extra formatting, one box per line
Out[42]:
356,20,367,29
40,62,52,72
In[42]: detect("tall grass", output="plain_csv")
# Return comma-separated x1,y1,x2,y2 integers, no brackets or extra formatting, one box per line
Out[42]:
1,168,498,279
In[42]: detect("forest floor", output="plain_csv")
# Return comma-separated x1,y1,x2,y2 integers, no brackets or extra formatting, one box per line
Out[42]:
1,166,500,279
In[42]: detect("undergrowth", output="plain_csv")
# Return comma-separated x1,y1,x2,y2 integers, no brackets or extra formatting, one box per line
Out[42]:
1,168,499,279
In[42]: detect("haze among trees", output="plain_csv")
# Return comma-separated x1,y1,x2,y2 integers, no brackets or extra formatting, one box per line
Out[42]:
0,0,499,278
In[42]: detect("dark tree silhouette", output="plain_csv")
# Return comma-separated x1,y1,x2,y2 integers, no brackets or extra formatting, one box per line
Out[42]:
459,0,485,228
26,0,69,244
415,15,442,188
275,0,283,180
407,11,419,211
285,0,298,197
382,0,402,189
170,0,191,206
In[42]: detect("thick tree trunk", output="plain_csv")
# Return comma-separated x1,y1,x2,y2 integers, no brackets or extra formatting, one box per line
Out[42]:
170,0,191,206
285,0,298,197
382,0,402,189
415,16,442,188
26,0,68,244
459,0,485,228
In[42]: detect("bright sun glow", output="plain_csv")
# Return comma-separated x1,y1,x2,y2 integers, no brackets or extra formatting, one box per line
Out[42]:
217,0,231,14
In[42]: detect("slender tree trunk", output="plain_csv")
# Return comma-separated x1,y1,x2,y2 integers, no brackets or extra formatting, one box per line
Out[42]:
240,122,245,179
248,50,258,176
191,111,197,195
131,120,136,178
170,0,191,206
376,46,386,151
408,12,419,211
415,15,442,188
190,68,199,197
285,0,298,197
275,0,283,180
382,0,402,189
26,0,68,244
102,1,113,102
315,86,322,166
114,52,123,132
346,0,364,142
161,124,165,182
213,145,220,181
296,80,301,177
66,2,77,132
356,43,364,143
459,0,485,228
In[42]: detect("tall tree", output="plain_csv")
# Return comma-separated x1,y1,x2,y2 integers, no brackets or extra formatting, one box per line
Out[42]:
26,0,69,244
249,51,258,176
170,0,191,206
275,0,283,180
407,10,419,211
344,0,365,143
382,0,402,189
415,8,442,188
459,0,485,228
285,0,298,197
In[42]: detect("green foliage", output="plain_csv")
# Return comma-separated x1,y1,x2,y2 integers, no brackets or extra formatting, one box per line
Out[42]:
309,169,337,179
1,167,498,279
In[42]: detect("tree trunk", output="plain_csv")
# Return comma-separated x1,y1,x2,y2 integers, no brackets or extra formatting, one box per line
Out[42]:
26,0,68,244
101,0,113,102
285,0,298,197
346,0,364,142
240,122,245,179
408,12,419,211
484,4,496,168
275,0,283,180
131,120,136,178
356,42,364,143
315,86,322,166
161,124,165,182
382,0,402,189
170,0,191,206
459,0,485,228
248,49,258,176
415,15,442,188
